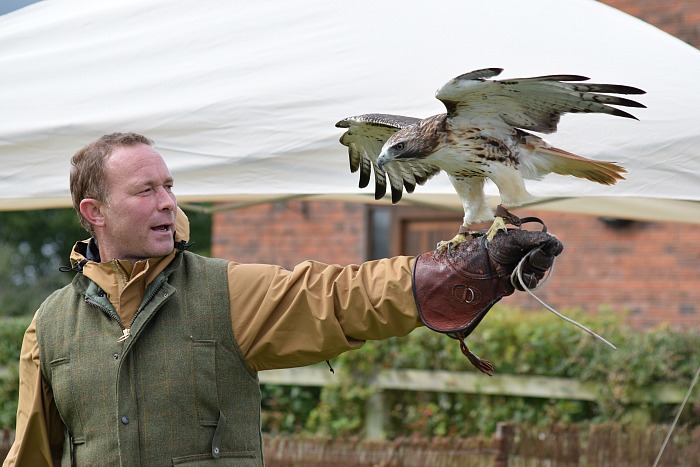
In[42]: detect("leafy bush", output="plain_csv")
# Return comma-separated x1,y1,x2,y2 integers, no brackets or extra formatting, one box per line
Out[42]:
0,316,31,367
0,316,32,429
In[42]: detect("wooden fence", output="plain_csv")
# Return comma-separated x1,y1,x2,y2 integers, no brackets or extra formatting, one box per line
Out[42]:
258,366,689,440
261,423,700,466
3,423,698,466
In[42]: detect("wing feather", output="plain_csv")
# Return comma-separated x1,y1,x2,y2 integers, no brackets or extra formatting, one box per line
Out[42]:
336,114,429,200
384,159,442,203
435,68,646,134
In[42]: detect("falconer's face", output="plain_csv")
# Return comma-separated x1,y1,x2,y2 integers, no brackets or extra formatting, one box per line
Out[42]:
93,144,177,262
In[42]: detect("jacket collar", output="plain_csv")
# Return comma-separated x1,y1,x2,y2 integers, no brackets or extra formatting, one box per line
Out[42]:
65,207,192,324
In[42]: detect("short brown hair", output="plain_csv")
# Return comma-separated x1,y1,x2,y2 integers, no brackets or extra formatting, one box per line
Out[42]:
70,132,154,234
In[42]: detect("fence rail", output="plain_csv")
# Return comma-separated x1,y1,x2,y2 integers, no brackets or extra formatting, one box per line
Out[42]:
259,366,689,440
0,364,686,403
259,366,687,402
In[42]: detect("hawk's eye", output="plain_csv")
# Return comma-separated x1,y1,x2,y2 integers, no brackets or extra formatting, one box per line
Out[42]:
394,142,405,152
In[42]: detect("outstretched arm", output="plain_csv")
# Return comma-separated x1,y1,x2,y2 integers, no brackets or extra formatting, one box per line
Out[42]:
227,256,422,372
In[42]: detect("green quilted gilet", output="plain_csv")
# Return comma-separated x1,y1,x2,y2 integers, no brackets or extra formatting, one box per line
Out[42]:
37,251,264,466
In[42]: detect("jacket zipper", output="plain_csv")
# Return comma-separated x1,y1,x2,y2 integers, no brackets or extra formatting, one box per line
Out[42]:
120,279,168,343
85,272,168,343
129,279,166,328
85,294,128,342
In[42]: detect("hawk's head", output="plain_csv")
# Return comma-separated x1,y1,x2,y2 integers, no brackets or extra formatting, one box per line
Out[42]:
377,115,444,170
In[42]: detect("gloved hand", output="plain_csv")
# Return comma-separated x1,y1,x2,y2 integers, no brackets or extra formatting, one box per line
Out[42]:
412,227,563,375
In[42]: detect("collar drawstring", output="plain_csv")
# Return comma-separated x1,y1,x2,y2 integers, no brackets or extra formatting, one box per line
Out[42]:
59,258,88,273
174,240,194,251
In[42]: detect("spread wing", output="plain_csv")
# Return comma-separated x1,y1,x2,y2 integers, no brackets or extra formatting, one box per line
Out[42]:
435,68,646,133
336,114,442,202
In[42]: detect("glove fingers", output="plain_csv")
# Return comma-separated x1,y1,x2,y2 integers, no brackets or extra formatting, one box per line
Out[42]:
488,229,559,264
514,272,539,291
526,238,564,273
541,236,564,256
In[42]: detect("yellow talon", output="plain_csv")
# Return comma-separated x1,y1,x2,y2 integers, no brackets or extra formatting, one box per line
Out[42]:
436,232,468,253
485,216,508,243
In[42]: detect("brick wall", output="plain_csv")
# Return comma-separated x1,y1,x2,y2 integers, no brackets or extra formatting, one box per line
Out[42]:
500,210,700,329
604,0,700,47
212,200,365,269
212,0,700,329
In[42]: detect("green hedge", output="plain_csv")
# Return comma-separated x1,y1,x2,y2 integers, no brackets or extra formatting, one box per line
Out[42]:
0,316,32,428
0,316,31,366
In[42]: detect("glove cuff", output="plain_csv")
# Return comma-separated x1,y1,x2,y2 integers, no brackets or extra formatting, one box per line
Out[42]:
412,243,515,336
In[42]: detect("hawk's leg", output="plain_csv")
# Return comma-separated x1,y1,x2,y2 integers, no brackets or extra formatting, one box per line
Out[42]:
437,175,491,252
486,168,533,242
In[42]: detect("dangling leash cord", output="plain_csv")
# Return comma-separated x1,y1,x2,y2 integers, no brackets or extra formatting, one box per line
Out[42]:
652,361,700,466
510,248,617,350
512,248,700,465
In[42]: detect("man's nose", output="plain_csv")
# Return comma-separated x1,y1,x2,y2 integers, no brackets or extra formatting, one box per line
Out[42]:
157,187,177,211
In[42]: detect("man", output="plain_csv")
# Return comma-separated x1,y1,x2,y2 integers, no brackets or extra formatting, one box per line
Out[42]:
4,132,560,466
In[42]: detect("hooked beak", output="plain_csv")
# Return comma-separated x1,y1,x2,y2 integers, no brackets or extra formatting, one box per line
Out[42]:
377,152,388,171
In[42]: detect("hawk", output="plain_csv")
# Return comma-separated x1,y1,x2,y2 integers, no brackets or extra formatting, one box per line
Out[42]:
336,68,645,247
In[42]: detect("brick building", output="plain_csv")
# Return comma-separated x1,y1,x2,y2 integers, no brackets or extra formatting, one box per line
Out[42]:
212,0,700,329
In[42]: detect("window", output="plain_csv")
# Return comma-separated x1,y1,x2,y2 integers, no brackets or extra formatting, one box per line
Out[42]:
367,205,463,258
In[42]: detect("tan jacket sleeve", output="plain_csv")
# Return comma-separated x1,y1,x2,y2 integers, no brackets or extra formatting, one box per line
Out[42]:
3,316,64,467
228,256,422,371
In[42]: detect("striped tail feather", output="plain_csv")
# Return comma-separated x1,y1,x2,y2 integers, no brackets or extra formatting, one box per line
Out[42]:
532,145,626,185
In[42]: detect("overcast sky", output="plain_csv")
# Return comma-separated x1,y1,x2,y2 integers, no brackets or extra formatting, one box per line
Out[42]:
0,0,40,16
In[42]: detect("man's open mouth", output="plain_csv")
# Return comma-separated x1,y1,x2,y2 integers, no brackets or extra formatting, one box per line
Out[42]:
152,224,171,232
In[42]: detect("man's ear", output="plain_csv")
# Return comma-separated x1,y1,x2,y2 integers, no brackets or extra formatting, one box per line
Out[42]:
79,198,106,228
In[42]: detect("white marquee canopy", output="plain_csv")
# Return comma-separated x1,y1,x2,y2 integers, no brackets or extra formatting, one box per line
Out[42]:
1,0,699,223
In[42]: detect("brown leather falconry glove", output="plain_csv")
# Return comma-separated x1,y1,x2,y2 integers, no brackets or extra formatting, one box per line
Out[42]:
412,222,563,375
